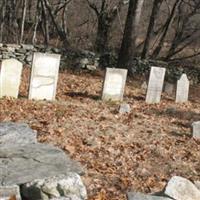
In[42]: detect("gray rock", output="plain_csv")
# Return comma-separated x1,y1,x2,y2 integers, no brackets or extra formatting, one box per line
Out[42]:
119,103,131,114
141,81,147,91
127,192,172,200
194,181,200,190
0,185,21,200
86,64,96,71
80,58,89,69
165,176,200,200
0,122,37,146
0,143,84,185
15,48,27,54
21,173,87,200
25,54,33,62
21,44,34,50
5,44,21,49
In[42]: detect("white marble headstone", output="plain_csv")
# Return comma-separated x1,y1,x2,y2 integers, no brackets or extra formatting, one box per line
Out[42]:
192,121,200,139
175,74,189,103
102,68,127,101
29,52,60,100
0,59,23,98
146,66,166,104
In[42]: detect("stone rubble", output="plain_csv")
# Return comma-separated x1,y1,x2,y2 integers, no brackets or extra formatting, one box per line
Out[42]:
128,176,200,200
0,43,99,70
0,122,87,200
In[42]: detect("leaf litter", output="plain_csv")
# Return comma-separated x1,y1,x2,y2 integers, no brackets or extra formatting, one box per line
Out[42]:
0,67,200,200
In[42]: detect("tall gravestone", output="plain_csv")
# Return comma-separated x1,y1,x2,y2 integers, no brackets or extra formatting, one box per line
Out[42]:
0,59,23,98
102,68,127,101
146,66,166,104
175,74,189,103
29,52,60,100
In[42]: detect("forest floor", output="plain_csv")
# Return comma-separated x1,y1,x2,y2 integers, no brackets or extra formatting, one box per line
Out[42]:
1,67,200,200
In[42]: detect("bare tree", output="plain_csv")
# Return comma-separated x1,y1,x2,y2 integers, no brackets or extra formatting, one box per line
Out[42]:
151,0,181,58
141,0,163,59
86,0,124,54
117,0,145,71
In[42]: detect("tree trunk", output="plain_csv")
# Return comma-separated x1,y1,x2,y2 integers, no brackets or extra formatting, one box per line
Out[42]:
141,0,162,59
117,0,144,72
20,0,27,44
95,15,110,54
151,0,181,59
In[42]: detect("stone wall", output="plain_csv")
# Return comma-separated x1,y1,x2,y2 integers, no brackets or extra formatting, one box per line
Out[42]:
0,44,99,70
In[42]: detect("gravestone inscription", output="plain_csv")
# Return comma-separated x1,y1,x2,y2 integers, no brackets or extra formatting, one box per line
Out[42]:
175,74,189,103
0,59,22,98
102,68,127,101
29,52,60,100
146,67,166,104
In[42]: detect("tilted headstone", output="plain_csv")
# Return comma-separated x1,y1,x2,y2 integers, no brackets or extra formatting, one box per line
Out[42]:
102,68,127,101
175,74,189,103
0,59,22,98
29,52,60,100
192,121,200,139
146,67,166,104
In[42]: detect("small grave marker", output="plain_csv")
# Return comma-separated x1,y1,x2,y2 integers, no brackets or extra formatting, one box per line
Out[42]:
0,59,22,98
102,68,127,101
29,52,60,100
175,74,189,103
192,121,200,139
146,66,166,104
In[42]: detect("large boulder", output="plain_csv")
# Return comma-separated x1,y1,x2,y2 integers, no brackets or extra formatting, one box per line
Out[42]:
21,173,87,200
0,122,86,200
164,176,200,200
0,122,37,146
0,143,84,186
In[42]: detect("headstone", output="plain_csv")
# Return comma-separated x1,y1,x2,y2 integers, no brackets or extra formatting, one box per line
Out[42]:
119,103,131,114
102,68,127,101
175,74,189,103
164,176,200,200
0,59,22,98
146,67,166,104
164,82,174,96
0,185,21,200
29,52,60,100
192,121,200,139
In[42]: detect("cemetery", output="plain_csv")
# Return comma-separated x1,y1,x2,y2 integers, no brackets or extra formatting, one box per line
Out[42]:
0,49,200,200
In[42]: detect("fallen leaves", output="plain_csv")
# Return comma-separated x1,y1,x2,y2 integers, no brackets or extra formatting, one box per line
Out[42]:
0,67,200,200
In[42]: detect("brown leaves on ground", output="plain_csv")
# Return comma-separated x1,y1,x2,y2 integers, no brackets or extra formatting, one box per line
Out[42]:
1,67,200,200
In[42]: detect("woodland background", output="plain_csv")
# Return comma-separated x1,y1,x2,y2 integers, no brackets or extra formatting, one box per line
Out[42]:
1,0,200,70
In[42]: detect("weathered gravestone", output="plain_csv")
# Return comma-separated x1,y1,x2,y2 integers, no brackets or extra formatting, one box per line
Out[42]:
146,67,166,104
102,68,127,101
175,74,189,103
0,59,22,98
29,52,60,100
192,121,200,139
